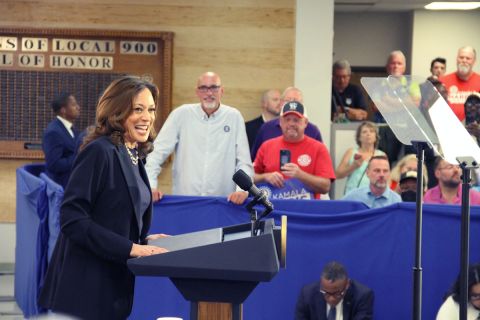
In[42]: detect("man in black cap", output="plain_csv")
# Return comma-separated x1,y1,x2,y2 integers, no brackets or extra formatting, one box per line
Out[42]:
253,101,335,199
399,170,418,202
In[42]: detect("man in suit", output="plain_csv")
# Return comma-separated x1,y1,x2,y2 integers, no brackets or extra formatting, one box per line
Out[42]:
42,92,80,188
295,261,374,320
245,89,281,149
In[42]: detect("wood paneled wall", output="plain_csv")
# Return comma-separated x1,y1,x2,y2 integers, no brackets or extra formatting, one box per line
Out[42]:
0,0,295,222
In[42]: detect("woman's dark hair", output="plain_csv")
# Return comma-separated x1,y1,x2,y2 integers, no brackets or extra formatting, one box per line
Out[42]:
81,75,160,158
355,121,380,148
447,263,480,303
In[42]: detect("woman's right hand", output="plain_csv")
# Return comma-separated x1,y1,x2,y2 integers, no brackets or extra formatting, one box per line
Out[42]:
130,243,168,258
352,154,364,168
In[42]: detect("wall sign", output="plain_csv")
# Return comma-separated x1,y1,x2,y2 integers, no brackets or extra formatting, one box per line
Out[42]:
0,28,173,159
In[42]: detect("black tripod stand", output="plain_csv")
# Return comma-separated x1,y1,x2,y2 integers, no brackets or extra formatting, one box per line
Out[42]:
411,141,432,320
456,157,478,320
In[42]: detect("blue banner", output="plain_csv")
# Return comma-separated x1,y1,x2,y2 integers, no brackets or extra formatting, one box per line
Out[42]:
258,178,314,200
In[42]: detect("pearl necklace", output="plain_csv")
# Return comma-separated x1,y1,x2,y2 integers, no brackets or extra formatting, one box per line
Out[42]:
125,143,139,165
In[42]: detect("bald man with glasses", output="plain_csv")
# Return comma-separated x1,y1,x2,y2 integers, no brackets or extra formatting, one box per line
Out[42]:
295,261,374,320
145,71,253,204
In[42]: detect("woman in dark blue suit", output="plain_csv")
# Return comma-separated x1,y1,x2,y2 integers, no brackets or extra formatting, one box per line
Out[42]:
39,76,168,319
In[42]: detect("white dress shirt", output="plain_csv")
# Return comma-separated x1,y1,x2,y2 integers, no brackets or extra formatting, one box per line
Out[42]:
56,115,74,137
145,103,253,196
327,300,344,320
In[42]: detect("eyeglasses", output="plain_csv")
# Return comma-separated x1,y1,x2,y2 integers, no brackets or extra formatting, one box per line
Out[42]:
197,85,221,93
471,293,480,301
319,288,347,299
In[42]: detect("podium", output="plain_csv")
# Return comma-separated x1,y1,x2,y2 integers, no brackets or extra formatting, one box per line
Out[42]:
127,217,286,320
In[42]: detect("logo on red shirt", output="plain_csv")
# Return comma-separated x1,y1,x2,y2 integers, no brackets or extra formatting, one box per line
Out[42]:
297,154,311,167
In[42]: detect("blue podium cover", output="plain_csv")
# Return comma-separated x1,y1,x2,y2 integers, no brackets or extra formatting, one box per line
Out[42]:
130,196,480,320
15,164,48,317
40,173,63,261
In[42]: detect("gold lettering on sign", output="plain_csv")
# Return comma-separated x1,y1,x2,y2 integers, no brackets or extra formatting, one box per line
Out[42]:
50,55,113,70
52,39,115,54
22,38,48,52
0,53,14,66
0,37,18,51
120,41,157,55
18,54,45,68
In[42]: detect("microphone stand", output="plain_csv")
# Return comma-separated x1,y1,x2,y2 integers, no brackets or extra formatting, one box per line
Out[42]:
245,194,273,237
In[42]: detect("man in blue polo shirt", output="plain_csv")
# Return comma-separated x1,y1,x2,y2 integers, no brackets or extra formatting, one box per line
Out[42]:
342,155,401,208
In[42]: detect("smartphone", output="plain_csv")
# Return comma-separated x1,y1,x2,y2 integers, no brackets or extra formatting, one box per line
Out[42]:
280,149,291,170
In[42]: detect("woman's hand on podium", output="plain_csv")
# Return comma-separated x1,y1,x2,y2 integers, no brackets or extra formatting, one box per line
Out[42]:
130,243,168,258
145,233,170,241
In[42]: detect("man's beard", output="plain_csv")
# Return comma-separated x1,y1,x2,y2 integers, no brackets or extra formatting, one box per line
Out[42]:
457,64,471,77
203,101,218,109
444,179,460,189
374,180,387,189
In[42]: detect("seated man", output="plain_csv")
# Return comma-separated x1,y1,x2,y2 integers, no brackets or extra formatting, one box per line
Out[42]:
253,101,335,199
424,157,480,205
42,92,81,188
342,155,401,208
295,261,374,320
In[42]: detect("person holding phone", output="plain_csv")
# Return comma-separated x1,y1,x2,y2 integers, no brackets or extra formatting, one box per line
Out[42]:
335,121,386,195
253,101,335,199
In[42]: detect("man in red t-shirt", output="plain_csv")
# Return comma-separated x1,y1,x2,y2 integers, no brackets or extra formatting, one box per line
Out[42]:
253,101,335,199
440,46,480,121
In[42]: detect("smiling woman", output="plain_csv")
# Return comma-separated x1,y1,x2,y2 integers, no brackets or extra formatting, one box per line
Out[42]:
38,75,168,320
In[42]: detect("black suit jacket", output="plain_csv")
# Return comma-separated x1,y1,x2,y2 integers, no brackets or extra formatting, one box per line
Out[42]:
39,136,152,320
295,279,374,320
42,118,79,188
245,115,264,151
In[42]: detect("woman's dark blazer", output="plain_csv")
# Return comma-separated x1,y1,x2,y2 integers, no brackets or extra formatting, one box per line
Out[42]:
39,135,153,320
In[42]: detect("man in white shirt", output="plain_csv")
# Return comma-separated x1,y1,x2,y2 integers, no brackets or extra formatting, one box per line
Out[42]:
145,71,253,204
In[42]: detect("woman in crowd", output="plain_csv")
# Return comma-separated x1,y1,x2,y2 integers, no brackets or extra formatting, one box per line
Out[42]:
335,121,385,195
436,264,480,319
39,75,168,320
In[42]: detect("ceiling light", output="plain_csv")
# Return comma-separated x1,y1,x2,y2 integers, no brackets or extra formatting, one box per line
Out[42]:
425,2,480,10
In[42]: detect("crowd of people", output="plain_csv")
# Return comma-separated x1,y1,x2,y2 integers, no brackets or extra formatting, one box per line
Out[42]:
37,45,480,319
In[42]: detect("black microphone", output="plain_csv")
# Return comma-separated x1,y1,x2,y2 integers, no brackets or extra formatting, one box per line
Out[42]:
232,169,273,211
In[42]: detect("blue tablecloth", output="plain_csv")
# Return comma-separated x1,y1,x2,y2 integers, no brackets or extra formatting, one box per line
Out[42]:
15,164,48,317
131,196,480,320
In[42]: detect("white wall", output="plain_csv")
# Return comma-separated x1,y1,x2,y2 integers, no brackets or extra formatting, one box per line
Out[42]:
333,12,413,68
295,0,334,148
0,224,15,263
411,10,480,79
